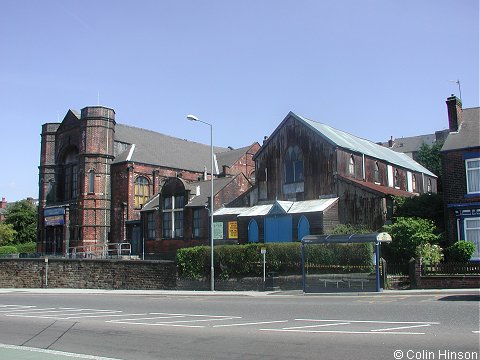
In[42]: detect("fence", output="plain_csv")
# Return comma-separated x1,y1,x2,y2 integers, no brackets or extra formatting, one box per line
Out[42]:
422,262,480,276
68,242,132,259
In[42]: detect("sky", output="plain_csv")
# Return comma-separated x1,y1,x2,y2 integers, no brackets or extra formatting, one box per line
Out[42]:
0,0,478,202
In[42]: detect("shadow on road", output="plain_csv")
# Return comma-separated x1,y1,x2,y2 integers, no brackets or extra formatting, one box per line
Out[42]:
437,295,480,302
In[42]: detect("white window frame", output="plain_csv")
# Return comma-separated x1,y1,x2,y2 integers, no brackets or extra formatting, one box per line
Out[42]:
162,195,184,239
464,217,480,260
466,158,480,194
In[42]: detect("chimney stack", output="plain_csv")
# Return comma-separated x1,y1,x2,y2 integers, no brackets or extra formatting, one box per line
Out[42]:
446,94,463,132
388,136,394,148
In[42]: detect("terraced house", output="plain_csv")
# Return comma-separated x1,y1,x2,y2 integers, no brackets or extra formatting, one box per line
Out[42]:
441,95,480,259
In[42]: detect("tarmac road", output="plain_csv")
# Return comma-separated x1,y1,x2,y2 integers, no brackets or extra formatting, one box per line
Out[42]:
0,288,478,360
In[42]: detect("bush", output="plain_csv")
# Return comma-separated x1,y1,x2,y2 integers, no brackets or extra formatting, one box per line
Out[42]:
331,224,371,235
415,243,443,266
0,223,17,246
0,245,18,255
383,217,440,264
445,241,476,262
176,242,373,280
16,242,37,254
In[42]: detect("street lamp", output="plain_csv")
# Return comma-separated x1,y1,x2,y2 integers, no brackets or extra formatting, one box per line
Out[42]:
187,114,215,291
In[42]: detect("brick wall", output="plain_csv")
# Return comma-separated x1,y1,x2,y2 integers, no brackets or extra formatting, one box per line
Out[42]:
0,259,176,290
412,258,480,289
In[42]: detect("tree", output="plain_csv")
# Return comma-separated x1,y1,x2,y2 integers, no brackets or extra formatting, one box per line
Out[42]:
4,200,37,244
416,141,444,191
383,217,440,264
393,194,445,236
0,223,17,246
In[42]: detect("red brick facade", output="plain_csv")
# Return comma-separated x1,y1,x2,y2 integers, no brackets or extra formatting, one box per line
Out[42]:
38,106,258,258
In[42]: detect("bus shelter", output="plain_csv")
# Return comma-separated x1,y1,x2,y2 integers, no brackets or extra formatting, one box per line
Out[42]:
301,232,392,293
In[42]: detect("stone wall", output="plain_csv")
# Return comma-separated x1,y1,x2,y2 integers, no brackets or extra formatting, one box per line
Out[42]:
0,258,176,290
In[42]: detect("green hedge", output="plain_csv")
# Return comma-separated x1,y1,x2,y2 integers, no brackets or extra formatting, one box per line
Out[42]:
176,242,373,280
0,245,18,255
16,242,37,254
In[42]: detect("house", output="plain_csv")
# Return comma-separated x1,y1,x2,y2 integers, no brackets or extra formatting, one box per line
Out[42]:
213,112,437,244
441,95,480,260
381,130,449,161
37,106,259,257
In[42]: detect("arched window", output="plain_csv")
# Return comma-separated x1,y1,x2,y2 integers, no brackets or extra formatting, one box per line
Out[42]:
349,155,355,177
88,170,95,194
162,193,185,238
374,162,380,183
284,145,304,184
134,176,150,209
62,151,78,201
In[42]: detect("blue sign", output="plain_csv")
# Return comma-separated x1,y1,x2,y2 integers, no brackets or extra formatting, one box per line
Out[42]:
44,207,65,217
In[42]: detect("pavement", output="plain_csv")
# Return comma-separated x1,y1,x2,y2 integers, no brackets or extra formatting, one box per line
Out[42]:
0,287,478,297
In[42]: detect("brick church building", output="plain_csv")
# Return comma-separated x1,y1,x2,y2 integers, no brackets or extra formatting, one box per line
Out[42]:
37,106,258,258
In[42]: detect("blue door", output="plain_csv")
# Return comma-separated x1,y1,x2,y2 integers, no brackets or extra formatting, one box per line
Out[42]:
298,216,310,241
265,215,292,243
248,219,259,243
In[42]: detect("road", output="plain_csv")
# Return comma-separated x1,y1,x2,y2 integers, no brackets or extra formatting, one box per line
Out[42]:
0,290,478,360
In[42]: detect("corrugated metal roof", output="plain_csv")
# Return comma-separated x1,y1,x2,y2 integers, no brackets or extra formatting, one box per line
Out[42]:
213,207,251,216
291,113,436,177
288,198,338,214
224,198,339,217
236,204,275,217
442,107,480,152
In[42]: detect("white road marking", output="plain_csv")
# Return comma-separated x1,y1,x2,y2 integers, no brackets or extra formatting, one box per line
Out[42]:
62,313,147,320
282,322,350,330
0,343,124,359
213,320,289,328
295,319,440,325
370,324,432,332
0,307,56,313
260,328,427,335
150,312,242,319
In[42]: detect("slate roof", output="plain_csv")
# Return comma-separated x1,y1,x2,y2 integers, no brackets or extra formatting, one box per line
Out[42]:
381,133,437,154
287,112,436,177
441,107,480,152
185,176,240,208
113,124,230,174
216,144,256,168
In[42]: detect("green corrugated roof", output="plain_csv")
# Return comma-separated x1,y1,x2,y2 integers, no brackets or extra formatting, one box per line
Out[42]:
292,112,436,177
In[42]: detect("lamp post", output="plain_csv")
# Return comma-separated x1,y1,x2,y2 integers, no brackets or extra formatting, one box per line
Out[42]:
187,114,215,291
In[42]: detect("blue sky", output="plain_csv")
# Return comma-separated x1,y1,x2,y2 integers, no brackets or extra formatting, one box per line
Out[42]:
1,0,478,202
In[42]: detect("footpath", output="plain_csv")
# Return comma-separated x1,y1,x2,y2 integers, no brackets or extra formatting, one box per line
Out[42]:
0,287,479,297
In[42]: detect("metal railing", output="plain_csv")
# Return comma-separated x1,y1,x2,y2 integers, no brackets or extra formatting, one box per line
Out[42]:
422,262,480,275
